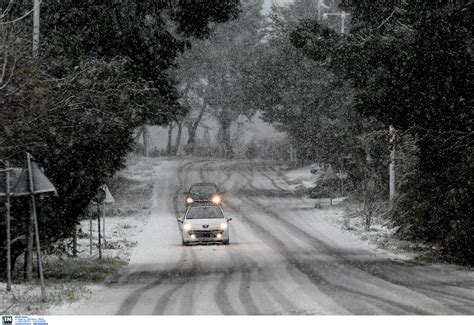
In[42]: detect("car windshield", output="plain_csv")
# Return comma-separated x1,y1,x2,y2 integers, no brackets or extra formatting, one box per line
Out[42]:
186,206,224,219
189,184,218,194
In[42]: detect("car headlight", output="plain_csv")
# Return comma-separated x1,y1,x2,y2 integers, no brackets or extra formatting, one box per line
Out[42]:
183,223,192,230
220,222,228,230
186,197,194,204
211,195,222,205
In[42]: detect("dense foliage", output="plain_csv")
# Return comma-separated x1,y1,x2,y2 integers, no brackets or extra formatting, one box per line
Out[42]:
0,0,241,272
241,3,390,194
290,0,473,263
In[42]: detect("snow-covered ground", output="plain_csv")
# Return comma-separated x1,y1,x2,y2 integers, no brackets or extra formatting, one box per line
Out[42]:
0,155,157,315
46,159,474,315
284,166,320,191
280,164,424,261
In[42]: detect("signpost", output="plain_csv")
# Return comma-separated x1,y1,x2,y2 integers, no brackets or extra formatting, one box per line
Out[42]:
26,153,46,301
98,185,115,249
0,165,13,292
0,154,56,300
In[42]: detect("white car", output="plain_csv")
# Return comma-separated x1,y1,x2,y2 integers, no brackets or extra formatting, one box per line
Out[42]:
179,204,231,245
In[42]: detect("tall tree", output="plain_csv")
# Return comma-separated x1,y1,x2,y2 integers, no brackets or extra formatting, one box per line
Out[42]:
290,0,473,263
174,0,265,157
0,0,242,273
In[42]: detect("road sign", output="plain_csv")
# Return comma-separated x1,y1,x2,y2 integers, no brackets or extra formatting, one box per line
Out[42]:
7,162,56,196
99,184,115,203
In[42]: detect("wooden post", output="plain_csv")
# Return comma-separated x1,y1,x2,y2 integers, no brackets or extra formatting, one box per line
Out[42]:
25,201,34,281
89,211,93,255
2,166,13,292
102,201,106,249
97,203,102,259
72,224,78,258
26,153,46,301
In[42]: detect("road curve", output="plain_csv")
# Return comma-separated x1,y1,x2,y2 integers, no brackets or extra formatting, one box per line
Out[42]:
52,159,474,315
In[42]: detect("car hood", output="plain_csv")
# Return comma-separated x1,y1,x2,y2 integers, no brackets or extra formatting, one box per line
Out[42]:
188,193,215,200
184,219,226,229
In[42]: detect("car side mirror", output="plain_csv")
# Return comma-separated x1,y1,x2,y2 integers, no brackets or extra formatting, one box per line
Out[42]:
178,218,183,223
227,218,232,222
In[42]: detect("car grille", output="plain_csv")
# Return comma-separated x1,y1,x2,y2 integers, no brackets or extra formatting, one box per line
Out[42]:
190,230,221,238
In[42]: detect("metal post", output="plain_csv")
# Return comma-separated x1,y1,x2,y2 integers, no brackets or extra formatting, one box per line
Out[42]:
389,125,396,206
26,153,46,301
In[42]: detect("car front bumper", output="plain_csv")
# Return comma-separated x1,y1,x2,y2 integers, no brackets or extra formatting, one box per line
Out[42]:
182,228,229,243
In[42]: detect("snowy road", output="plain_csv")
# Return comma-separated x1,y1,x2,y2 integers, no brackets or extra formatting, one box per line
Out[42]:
53,159,474,315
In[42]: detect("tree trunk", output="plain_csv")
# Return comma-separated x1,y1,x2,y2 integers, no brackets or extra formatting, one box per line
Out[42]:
185,103,206,154
167,122,174,155
186,122,197,154
174,121,183,155
143,125,149,157
134,127,143,142
220,121,233,159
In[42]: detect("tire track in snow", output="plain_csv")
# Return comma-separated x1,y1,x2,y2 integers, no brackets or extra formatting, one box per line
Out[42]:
229,196,423,314
116,247,190,314
161,160,210,314
258,165,474,313
118,160,207,314
224,200,299,314
153,248,202,314
197,162,261,314
226,165,431,314
204,162,298,314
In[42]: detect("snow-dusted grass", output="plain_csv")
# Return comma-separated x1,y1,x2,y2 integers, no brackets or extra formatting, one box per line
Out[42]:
283,166,320,191
0,282,90,315
0,154,157,315
281,164,417,261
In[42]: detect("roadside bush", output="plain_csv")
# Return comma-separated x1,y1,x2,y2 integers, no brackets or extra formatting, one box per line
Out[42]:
392,134,473,265
309,178,340,199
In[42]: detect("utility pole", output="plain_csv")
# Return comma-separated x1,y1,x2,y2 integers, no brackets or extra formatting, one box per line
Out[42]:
323,10,349,34
317,0,321,21
32,0,40,56
389,124,396,206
